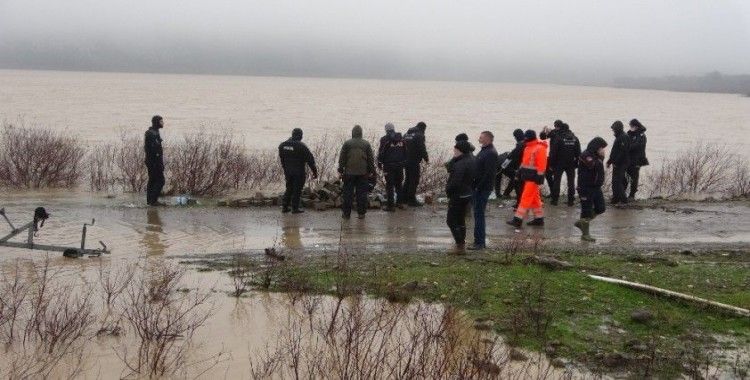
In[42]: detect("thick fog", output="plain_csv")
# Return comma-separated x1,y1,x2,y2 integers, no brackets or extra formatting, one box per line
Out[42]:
1,0,748,83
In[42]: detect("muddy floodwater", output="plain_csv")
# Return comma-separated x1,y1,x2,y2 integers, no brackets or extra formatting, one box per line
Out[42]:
2,69,749,161
1,192,748,259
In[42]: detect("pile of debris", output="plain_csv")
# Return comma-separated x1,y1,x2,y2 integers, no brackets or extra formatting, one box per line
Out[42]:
217,180,391,211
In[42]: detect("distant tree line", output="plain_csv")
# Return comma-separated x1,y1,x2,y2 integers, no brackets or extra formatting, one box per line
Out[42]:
613,71,750,95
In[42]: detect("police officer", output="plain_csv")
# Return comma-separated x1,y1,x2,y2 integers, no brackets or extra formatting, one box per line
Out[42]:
606,121,631,204
403,122,428,206
626,118,649,200
278,128,318,213
548,123,581,206
144,115,165,206
378,127,408,211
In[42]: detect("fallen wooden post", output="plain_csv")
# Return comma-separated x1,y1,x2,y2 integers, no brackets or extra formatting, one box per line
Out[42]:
588,274,749,317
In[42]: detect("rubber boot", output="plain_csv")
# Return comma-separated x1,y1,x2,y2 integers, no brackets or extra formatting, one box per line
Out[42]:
575,219,595,242
527,218,545,227
506,217,523,228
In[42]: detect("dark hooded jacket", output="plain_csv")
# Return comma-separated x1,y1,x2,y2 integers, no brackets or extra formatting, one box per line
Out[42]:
144,118,163,167
378,132,408,171
578,137,608,189
627,123,649,167
404,126,428,164
339,125,375,176
279,130,318,177
445,153,476,199
606,125,630,167
377,130,396,163
549,127,581,169
503,130,525,176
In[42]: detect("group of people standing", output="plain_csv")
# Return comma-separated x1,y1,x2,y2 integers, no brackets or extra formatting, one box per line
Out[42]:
277,122,429,219
144,116,647,248
445,118,648,247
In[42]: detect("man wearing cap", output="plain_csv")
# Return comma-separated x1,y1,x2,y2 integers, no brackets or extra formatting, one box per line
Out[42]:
144,115,166,206
507,129,548,228
279,128,318,213
445,140,476,251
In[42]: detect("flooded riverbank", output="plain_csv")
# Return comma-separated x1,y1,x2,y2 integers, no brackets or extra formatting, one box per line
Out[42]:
0,192,748,260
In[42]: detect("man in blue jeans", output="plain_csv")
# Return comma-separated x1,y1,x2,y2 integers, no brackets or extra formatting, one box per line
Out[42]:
469,131,499,250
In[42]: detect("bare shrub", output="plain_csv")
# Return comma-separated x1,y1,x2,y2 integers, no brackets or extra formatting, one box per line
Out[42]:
88,143,119,191
308,132,346,187
506,279,554,345
418,148,451,194
229,254,252,297
116,132,149,192
166,131,250,196
645,143,749,199
250,296,560,379
0,121,85,188
0,257,92,379
242,150,284,190
87,132,148,192
117,262,214,377
98,262,136,307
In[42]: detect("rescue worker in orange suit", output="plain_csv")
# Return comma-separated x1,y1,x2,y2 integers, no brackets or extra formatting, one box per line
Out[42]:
507,129,548,228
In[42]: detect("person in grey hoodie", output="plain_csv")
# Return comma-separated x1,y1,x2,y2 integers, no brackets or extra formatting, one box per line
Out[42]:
338,125,376,219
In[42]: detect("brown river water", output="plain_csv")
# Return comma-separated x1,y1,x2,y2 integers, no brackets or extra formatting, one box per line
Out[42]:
1,69,749,161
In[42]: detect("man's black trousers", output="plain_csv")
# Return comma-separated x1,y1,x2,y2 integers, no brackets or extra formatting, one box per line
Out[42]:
283,174,306,210
342,175,369,216
146,163,165,205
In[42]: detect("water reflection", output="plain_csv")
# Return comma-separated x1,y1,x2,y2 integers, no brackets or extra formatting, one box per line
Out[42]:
141,208,167,255
280,216,303,249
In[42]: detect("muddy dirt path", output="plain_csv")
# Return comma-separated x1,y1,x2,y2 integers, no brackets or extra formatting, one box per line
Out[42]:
1,192,747,259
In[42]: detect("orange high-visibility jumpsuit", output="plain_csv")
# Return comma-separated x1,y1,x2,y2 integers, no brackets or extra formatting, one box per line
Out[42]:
515,138,548,219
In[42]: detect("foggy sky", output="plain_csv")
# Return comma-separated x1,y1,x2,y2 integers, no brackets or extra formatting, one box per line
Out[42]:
1,0,749,83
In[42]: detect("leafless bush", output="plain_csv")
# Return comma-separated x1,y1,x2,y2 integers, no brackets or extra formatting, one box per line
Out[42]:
418,148,451,194
88,143,119,191
506,279,554,344
0,257,92,379
645,143,750,199
116,261,214,377
167,131,250,196
250,296,560,379
243,150,284,190
0,121,85,188
98,262,136,307
501,235,527,264
116,132,149,192
229,254,252,297
308,132,346,187
87,132,149,192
